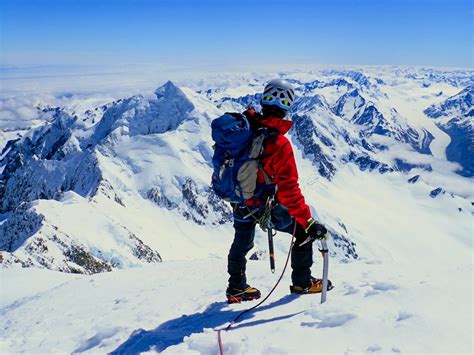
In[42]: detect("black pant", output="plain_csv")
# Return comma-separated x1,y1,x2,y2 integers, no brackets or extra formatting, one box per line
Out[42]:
227,204,313,289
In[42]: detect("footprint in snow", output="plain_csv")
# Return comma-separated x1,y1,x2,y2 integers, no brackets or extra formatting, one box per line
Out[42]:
342,284,358,295
366,345,382,352
301,311,356,328
396,311,412,322
363,345,401,353
372,282,399,291
365,259,382,265
365,281,399,297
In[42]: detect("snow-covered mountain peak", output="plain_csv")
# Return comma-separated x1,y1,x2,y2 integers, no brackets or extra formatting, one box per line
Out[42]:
291,93,332,113
320,69,373,90
333,88,367,119
0,79,231,273
88,82,196,146
424,85,473,120
154,80,186,100
0,107,77,189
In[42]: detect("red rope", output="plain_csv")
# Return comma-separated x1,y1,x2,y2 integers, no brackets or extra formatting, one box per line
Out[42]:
216,223,297,355
217,326,225,355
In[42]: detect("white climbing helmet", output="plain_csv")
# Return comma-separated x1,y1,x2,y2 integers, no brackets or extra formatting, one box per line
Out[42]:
261,79,295,111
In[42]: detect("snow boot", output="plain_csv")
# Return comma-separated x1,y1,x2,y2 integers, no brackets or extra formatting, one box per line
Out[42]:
226,284,261,303
290,276,334,294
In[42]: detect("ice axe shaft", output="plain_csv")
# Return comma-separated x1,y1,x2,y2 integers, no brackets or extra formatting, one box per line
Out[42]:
268,227,275,273
319,239,329,303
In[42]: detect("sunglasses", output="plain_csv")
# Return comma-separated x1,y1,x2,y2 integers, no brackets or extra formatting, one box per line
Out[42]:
263,96,290,107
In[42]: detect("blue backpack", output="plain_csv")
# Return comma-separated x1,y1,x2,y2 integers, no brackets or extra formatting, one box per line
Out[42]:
211,112,272,203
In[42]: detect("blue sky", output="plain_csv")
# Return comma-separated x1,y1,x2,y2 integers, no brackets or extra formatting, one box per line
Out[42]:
1,0,472,68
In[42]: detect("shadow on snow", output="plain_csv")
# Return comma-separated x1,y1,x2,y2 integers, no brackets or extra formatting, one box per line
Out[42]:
110,294,302,354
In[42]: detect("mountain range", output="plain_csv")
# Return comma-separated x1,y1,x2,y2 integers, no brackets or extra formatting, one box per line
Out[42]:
1,67,472,273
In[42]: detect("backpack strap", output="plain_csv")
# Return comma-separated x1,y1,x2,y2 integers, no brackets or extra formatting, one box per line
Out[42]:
259,165,272,185
255,127,277,186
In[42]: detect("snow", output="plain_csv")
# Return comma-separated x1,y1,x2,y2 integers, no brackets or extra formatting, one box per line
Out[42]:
1,232,472,354
1,65,473,354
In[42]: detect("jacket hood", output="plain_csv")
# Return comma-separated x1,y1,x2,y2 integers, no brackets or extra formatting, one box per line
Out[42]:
259,115,293,135
244,108,293,135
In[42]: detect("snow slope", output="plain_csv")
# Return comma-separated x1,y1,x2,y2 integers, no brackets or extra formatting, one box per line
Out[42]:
1,166,472,354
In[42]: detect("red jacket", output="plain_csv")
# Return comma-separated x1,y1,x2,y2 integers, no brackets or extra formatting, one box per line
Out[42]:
244,109,312,229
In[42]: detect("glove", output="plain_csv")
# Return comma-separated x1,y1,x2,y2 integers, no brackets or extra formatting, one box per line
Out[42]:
299,218,327,246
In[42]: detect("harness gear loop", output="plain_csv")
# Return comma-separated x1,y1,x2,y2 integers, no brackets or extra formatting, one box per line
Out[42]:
257,178,277,232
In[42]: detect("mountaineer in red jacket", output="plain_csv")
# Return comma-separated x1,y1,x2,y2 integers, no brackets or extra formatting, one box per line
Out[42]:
226,79,332,303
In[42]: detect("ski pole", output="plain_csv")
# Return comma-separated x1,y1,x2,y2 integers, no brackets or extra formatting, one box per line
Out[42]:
268,227,275,273
319,239,329,303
